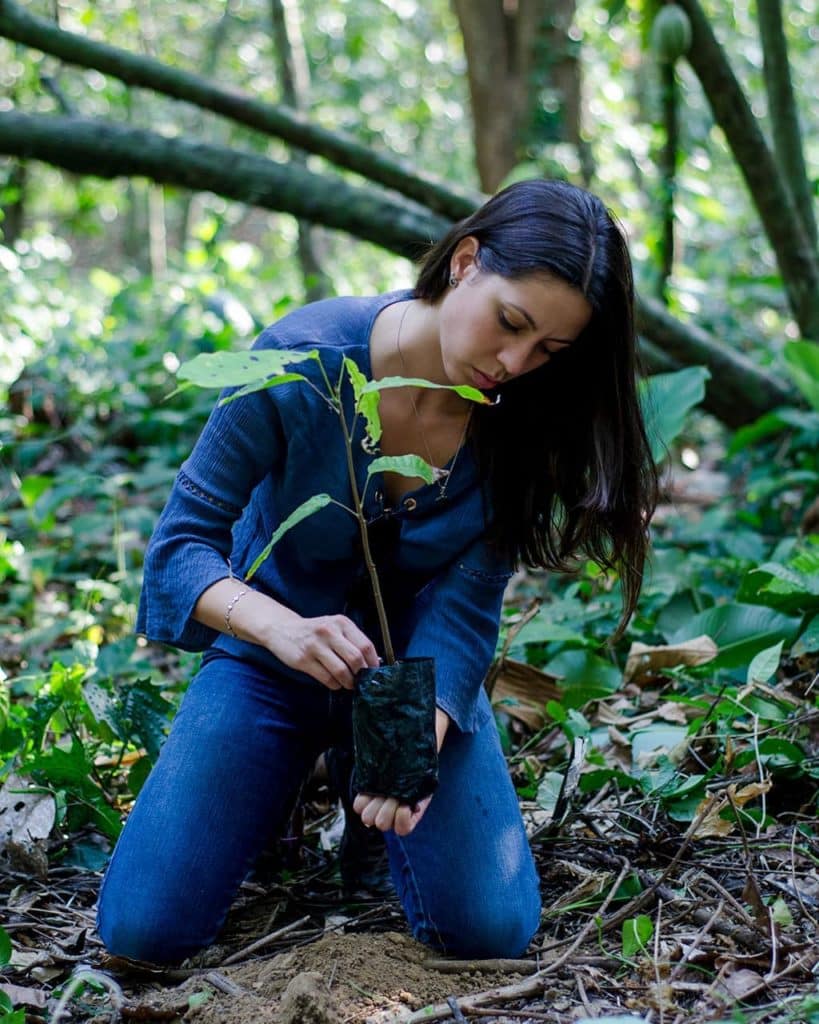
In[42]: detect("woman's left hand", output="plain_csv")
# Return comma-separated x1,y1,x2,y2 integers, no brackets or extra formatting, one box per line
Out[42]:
351,708,449,836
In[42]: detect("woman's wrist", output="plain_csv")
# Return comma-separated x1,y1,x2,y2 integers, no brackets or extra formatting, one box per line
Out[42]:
193,577,300,652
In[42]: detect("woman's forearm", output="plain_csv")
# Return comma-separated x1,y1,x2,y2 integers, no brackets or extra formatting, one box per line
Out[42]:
192,577,299,651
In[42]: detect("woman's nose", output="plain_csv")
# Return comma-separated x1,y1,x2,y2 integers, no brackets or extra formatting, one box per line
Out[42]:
497,346,533,379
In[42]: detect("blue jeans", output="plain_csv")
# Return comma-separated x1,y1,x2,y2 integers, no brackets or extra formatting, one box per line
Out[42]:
96,652,541,963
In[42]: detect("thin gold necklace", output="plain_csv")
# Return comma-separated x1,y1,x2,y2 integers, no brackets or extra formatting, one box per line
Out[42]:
395,302,473,502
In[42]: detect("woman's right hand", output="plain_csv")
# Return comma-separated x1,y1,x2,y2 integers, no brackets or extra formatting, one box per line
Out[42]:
266,613,380,690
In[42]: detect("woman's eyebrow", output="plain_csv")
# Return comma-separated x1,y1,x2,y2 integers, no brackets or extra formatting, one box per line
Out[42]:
506,302,574,345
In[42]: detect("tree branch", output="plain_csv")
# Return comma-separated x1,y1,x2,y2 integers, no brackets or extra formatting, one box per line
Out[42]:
757,0,817,249
0,0,480,222
0,110,449,259
673,0,819,341
635,294,794,426
0,108,798,427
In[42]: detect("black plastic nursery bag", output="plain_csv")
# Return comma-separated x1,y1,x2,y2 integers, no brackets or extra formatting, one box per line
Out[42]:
352,657,438,806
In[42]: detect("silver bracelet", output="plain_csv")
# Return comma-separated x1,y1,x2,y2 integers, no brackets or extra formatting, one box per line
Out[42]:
225,588,249,638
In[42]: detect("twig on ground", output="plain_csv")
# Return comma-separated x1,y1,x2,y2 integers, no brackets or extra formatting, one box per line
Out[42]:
668,899,724,982
445,995,468,1024
219,914,311,966
575,972,594,1017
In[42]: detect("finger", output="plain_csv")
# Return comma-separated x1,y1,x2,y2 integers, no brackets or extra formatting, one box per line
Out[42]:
410,795,433,828
374,797,399,832
359,797,385,828
314,649,356,690
339,619,380,669
352,793,370,816
393,804,414,836
306,659,342,690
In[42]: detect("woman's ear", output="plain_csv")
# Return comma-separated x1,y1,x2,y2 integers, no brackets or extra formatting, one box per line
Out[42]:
450,235,480,281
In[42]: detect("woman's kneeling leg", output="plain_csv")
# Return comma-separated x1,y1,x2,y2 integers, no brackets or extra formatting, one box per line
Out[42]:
97,655,326,964
385,714,541,958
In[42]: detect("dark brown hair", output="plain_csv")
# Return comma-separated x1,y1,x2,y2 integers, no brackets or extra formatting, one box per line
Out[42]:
415,179,658,636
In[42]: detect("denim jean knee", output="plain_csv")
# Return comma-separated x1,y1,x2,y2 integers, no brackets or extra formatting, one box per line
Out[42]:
96,653,335,963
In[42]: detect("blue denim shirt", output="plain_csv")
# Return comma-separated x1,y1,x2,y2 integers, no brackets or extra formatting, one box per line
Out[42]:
136,290,513,732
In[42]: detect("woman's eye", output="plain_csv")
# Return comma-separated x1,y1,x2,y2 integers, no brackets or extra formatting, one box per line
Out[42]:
499,311,521,333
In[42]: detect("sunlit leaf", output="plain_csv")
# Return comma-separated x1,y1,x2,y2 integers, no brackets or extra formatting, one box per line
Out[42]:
346,357,383,445
177,348,318,389
359,375,490,404
640,366,710,462
367,454,435,483
783,342,819,412
246,494,333,578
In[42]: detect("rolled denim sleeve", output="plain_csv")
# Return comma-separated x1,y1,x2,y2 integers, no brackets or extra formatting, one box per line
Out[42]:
402,538,512,734
136,337,287,651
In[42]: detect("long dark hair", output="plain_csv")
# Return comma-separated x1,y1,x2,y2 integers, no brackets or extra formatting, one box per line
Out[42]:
415,179,658,637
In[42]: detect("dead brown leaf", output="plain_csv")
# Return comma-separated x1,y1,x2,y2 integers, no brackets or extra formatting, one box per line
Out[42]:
692,780,773,838
714,967,766,1001
624,636,718,684
490,659,561,729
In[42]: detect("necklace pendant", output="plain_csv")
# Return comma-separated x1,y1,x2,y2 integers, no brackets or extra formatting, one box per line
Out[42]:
432,467,450,482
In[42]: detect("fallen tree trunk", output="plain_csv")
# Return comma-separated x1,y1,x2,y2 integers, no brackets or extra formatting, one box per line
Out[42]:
0,109,797,427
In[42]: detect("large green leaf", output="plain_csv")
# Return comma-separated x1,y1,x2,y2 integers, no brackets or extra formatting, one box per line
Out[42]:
668,603,801,668
177,348,318,388
247,494,333,578
783,341,819,412
367,454,435,484
543,650,621,708
639,366,710,462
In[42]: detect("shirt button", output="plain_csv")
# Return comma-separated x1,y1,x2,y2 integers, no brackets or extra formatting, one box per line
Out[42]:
403,497,417,511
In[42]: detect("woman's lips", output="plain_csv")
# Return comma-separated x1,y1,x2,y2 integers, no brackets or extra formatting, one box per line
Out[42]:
472,367,499,389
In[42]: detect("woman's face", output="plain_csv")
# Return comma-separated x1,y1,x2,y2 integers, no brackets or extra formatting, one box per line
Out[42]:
437,241,593,391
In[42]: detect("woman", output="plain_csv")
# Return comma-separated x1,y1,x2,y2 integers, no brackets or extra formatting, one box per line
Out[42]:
97,179,657,963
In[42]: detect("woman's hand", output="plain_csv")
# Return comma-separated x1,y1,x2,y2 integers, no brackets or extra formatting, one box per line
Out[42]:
351,708,450,835
268,613,380,690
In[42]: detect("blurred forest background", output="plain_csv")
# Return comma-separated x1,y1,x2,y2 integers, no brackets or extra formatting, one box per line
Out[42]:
1,0,818,1021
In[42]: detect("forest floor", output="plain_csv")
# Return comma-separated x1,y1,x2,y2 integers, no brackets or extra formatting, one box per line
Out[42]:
3,721,819,1024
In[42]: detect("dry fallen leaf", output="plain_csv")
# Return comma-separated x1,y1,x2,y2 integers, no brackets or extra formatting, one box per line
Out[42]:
714,967,765,1001
490,659,561,729
0,774,56,846
692,780,773,838
624,635,718,684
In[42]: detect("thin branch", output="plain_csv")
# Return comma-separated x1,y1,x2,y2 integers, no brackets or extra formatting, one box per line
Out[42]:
0,0,480,222
0,110,449,260
673,0,819,341
757,0,817,249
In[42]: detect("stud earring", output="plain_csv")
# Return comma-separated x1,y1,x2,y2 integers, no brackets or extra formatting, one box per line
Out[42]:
448,274,459,288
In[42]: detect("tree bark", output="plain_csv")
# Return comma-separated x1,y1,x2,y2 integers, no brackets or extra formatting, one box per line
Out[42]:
270,0,332,303
0,0,480,222
0,111,450,260
0,108,794,428
635,294,794,426
673,0,819,342
452,0,547,191
757,0,817,249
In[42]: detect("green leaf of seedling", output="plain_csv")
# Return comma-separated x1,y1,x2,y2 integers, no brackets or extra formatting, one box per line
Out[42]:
345,357,383,446
746,640,784,685
218,373,309,405
359,375,491,405
246,494,333,579
622,914,654,959
783,341,819,412
177,348,318,388
367,454,435,484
